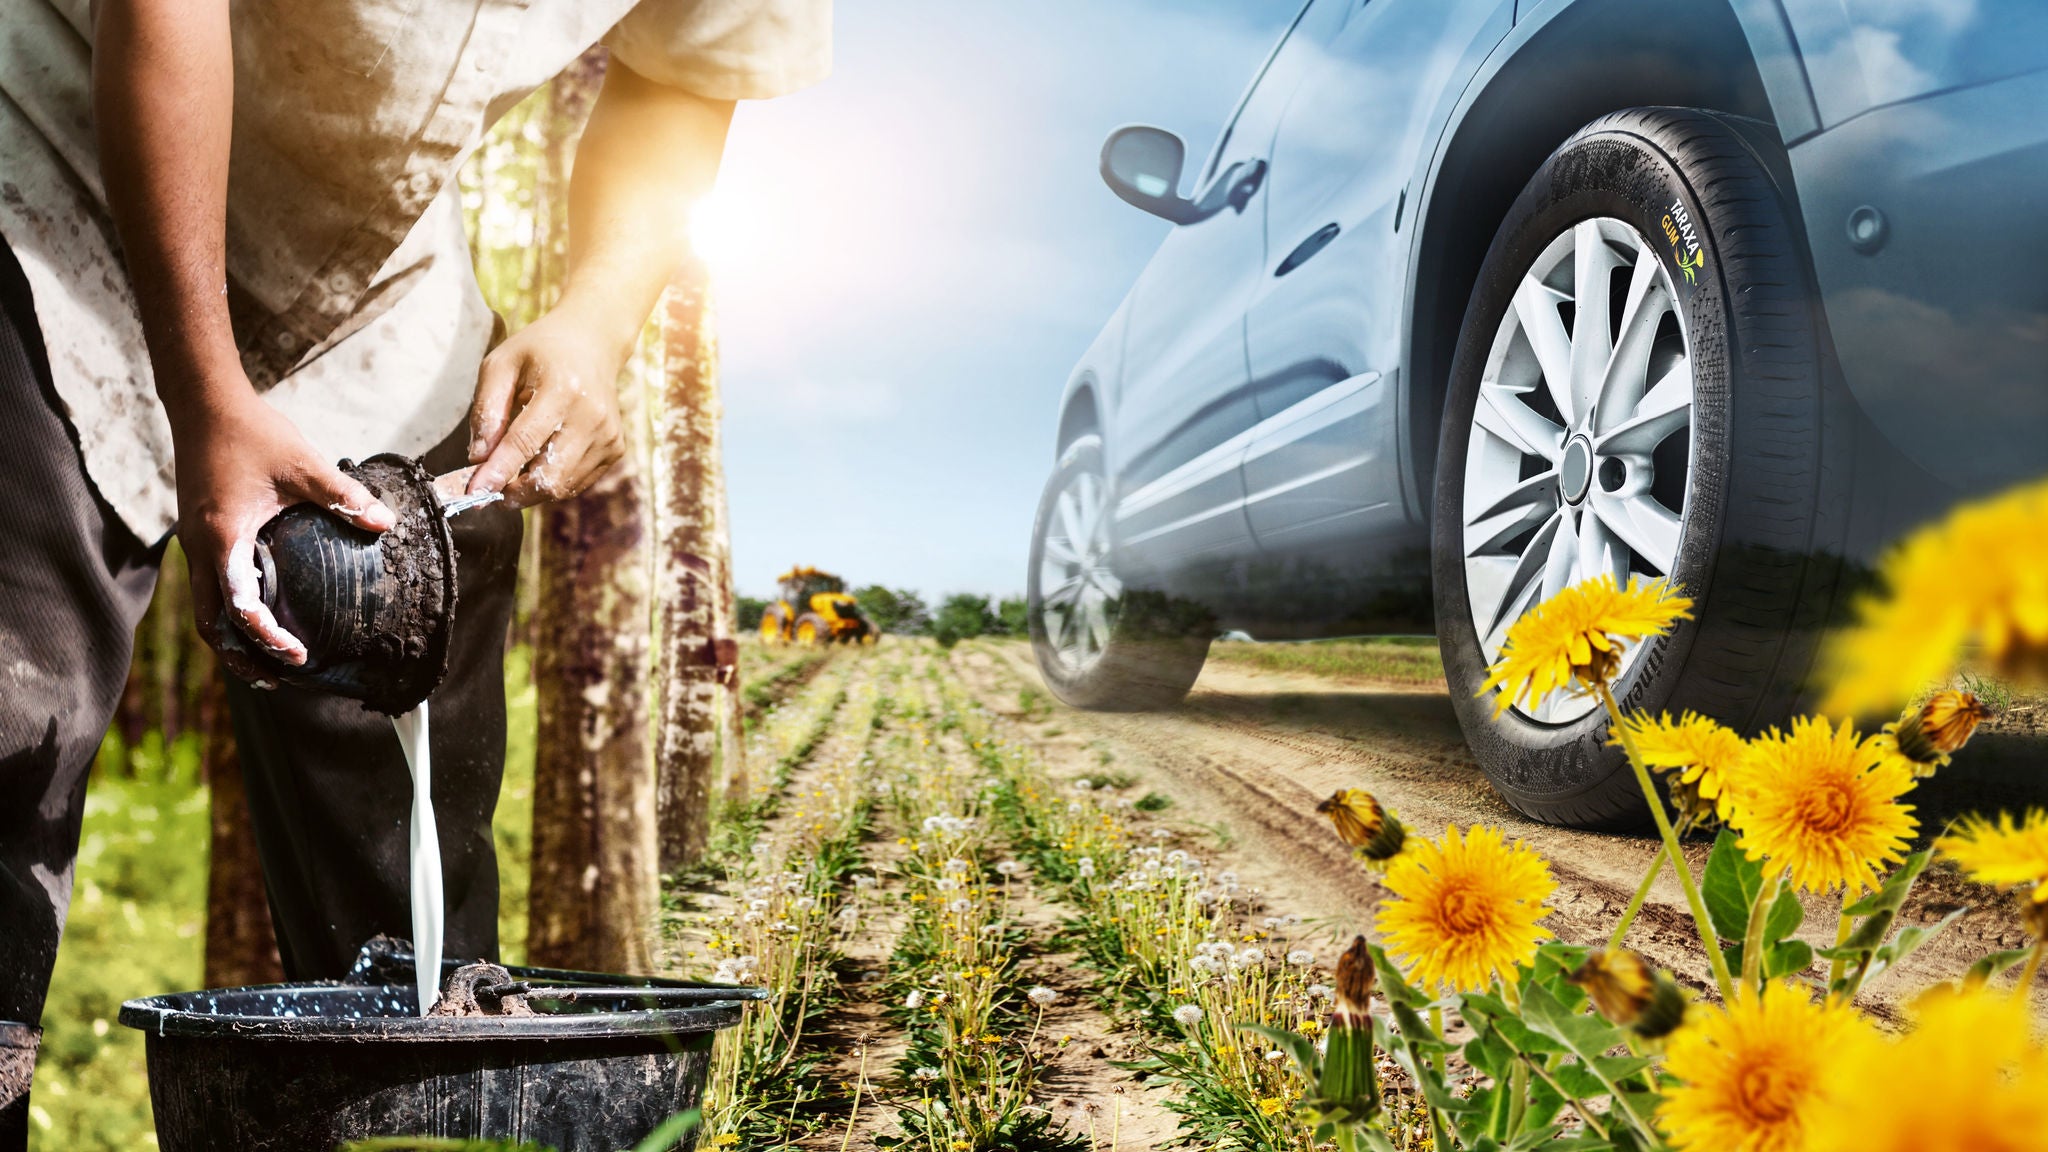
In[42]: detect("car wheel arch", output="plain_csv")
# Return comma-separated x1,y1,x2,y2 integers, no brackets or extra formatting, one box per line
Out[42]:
1399,0,1784,525
1055,383,1102,459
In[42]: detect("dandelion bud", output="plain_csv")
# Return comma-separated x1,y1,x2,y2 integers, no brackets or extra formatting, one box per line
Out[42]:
1884,690,1993,777
1566,949,1686,1040
1319,936,1381,1123
1332,936,1376,1020
1317,790,1407,865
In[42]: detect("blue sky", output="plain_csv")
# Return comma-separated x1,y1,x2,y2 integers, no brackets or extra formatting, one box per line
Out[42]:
704,0,1304,601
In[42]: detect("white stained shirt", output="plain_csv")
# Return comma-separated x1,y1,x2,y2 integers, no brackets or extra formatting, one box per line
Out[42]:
0,0,829,542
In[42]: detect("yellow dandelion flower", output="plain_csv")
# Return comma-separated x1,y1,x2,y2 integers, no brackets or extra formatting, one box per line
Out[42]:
1660,983,1870,1152
1937,809,2048,906
1806,985,2048,1152
1821,476,2048,717
1257,1096,1286,1116
1479,575,1693,717
1377,824,1556,991
1612,711,1749,828
1732,716,1917,893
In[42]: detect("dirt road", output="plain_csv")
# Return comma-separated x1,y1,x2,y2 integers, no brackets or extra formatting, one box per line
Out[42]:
954,640,2047,1020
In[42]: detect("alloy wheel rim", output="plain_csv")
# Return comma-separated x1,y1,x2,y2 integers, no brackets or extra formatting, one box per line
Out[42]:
1038,466,1122,675
1460,217,1696,724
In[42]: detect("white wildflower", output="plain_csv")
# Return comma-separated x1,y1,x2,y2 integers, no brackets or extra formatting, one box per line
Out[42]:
1307,984,1334,1000
994,860,1021,876
911,1066,941,1081
1172,1004,1204,1028
1286,950,1315,967
1076,858,1097,878
1027,986,1060,1007
904,990,926,1010
942,858,970,874
1265,1050,1286,1063
948,899,971,914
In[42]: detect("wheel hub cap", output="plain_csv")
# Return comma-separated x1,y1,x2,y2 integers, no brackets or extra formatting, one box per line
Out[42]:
1037,467,1121,674
1459,217,1697,724
1560,437,1594,505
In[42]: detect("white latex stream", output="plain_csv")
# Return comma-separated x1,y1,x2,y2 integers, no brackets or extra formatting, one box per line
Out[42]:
391,703,444,1016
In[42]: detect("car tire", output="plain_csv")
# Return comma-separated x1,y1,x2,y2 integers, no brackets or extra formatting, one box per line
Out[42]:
1028,436,1211,711
1432,107,1851,830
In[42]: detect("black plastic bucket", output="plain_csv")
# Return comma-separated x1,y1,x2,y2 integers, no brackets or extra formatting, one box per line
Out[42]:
120,946,764,1152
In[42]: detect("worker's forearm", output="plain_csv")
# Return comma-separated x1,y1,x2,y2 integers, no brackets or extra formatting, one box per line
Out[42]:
93,0,244,434
559,62,734,353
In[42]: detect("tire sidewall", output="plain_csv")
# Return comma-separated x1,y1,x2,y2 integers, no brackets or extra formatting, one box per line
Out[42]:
1027,436,1209,710
1432,123,1734,815
1028,437,1112,706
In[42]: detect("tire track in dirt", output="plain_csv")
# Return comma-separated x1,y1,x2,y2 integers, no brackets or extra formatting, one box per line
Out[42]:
961,642,2042,1020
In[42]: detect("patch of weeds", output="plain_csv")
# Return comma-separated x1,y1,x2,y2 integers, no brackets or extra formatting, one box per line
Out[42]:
1017,686,1054,721
1193,820,1236,851
1956,669,2017,713
1095,748,1116,767
1089,769,1140,790
1134,791,1174,812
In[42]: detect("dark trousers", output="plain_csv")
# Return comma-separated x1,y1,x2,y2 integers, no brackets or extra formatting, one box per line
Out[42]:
0,243,521,1144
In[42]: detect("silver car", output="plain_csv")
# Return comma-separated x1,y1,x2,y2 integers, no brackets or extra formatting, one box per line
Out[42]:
1026,0,2048,828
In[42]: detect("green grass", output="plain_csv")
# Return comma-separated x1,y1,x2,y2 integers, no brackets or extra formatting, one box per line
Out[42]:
1206,636,1445,686
30,775,207,1151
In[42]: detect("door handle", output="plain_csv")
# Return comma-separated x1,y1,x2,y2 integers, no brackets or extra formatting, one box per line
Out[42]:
1276,222,1341,276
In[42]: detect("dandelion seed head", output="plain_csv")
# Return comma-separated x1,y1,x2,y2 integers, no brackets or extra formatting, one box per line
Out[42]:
1287,950,1316,966
1028,986,1060,1007
1172,1004,1204,1027
995,860,1021,876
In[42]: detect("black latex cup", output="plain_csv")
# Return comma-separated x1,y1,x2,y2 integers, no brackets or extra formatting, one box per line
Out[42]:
221,454,457,715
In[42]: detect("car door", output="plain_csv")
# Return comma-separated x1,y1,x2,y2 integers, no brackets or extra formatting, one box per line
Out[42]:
1108,0,1347,577
1239,0,1512,558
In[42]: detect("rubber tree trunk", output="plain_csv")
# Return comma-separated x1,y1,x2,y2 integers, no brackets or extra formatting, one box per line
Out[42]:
652,268,737,874
527,338,661,973
716,481,749,808
202,677,284,988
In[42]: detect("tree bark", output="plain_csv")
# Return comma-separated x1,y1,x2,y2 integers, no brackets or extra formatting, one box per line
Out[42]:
528,338,660,973
651,268,732,874
202,676,284,988
716,479,748,808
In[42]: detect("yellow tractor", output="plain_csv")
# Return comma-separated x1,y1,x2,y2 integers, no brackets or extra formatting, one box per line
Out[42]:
759,566,878,646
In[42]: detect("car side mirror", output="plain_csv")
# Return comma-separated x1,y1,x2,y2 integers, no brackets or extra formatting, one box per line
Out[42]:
1100,125,1265,226
1100,125,1201,224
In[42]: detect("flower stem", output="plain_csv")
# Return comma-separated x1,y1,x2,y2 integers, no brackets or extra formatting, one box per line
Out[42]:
1607,843,1668,951
1741,869,1786,993
1598,683,1736,1002
1826,905,1854,991
1427,1005,1453,1151
2019,940,2047,992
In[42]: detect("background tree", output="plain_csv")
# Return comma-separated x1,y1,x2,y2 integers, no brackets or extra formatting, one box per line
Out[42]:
995,595,1028,636
933,592,999,648
519,54,664,972
852,584,931,635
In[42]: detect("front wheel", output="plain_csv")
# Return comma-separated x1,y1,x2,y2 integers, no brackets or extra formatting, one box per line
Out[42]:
1432,108,1849,829
1027,436,1211,711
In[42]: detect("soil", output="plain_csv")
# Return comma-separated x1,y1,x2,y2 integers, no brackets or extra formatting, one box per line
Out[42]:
954,641,2048,1024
